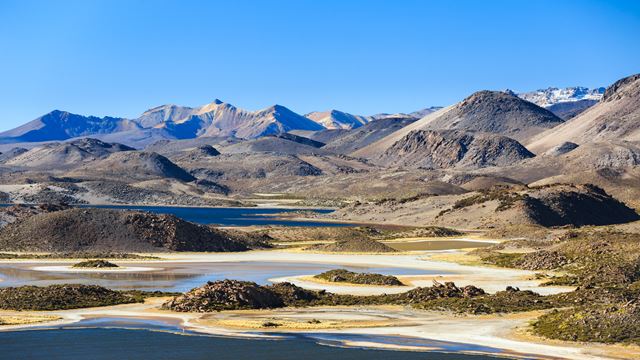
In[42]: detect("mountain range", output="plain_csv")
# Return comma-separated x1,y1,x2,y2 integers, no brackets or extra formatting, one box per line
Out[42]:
1,74,639,220
0,84,605,149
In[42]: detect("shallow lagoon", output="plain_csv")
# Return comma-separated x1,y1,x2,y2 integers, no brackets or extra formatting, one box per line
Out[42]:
0,261,436,292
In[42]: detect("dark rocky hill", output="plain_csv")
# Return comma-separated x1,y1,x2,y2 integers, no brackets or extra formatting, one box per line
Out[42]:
163,280,284,312
376,130,534,169
0,208,248,252
519,184,640,227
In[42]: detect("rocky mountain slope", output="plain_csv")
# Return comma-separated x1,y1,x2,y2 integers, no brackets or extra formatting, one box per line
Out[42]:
0,208,248,252
375,130,535,169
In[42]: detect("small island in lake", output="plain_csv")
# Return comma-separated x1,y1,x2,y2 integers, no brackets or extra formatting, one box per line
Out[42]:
314,269,405,286
72,260,119,268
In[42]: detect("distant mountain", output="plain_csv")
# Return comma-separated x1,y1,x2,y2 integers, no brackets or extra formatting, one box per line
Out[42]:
527,73,640,154
515,86,605,107
0,110,140,143
305,110,371,129
0,100,326,147
512,86,605,120
153,100,324,139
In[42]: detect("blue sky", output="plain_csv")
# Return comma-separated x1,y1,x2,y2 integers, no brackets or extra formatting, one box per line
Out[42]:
0,0,638,131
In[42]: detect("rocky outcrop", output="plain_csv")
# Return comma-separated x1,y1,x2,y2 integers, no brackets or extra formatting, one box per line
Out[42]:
72,259,119,268
162,279,487,312
163,280,284,312
400,281,485,303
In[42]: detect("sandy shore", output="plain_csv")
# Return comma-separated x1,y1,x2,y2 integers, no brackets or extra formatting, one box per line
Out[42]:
1,298,636,360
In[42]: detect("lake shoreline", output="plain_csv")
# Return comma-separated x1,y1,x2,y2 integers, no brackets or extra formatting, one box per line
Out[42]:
0,297,632,360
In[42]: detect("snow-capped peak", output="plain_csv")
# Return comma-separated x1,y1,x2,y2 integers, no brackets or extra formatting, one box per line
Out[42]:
516,86,605,107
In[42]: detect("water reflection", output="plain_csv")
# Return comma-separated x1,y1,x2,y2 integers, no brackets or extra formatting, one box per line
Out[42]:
0,262,436,292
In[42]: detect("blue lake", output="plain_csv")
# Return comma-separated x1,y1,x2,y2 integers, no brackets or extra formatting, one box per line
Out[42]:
82,205,348,227
0,203,348,226
0,326,509,360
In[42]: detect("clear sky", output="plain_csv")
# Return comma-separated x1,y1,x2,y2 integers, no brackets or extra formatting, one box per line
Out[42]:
0,0,638,131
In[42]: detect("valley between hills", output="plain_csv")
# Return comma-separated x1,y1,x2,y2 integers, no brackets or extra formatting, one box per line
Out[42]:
1,75,640,359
